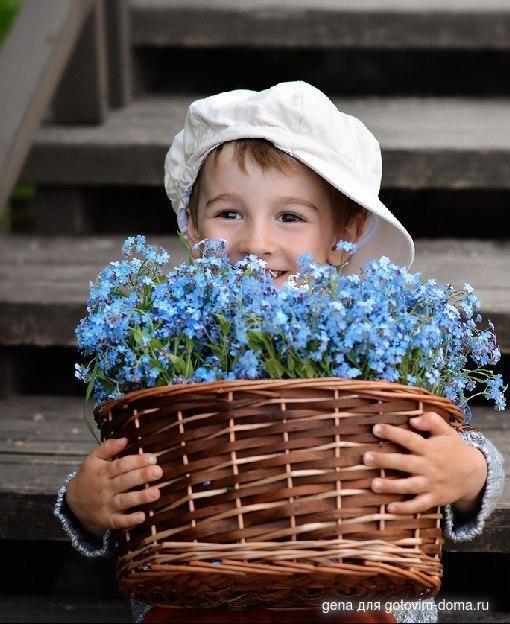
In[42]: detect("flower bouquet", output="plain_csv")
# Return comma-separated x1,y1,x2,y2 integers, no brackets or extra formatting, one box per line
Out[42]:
76,234,507,608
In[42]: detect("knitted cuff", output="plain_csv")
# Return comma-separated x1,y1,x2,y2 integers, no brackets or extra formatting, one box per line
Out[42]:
392,599,438,623
53,470,112,557
132,600,152,623
444,429,505,542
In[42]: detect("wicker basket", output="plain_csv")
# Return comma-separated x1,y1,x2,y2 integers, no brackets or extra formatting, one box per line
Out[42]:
93,377,465,609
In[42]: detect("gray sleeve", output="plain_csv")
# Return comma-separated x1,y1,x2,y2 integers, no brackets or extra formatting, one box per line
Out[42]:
132,600,152,623
444,424,505,542
53,470,113,557
392,599,438,623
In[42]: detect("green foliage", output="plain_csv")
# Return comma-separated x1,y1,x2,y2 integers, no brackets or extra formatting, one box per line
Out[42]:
0,0,21,49
1,184,37,233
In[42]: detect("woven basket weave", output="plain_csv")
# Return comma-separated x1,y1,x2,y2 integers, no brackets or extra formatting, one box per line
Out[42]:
93,378,465,608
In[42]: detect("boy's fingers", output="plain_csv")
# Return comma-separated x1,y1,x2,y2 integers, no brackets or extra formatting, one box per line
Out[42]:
371,475,427,495
372,423,426,455
113,487,160,512
363,451,423,475
108,452,158,478
93,437,128,461
111,465,164,494
110,511,147,530
409,412,452,435
386,493,435,515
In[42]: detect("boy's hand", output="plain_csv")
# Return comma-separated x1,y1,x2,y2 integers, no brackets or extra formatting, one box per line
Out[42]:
363,412,488,515
66,437,163,536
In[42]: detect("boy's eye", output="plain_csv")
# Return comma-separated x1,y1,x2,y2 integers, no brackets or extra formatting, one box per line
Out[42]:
215,210,304,223
215,210,241,220
279,212,305,223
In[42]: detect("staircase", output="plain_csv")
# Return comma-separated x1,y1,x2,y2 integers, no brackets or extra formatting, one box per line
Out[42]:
1,1,509,622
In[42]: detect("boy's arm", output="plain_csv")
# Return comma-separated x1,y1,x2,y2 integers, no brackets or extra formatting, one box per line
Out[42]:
444,407,505,542
54,470,114,557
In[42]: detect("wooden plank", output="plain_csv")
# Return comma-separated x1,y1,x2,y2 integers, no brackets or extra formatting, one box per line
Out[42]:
0,302,84,347
1,492,76,541
0,394,506,454
52,0,109,125
3,394,506,431
1,454,85,495
0,394,508,550
0,352,18,398
106,0,133,108
132,0,510,11
20,96,510,189
445,506,510,554
2,487,510,548
0,235,509,351
0,394,98,456
130,0,510,50
31,187,93,235
0,0,93,216
2,402,504,495
412,240,510,355
0,597,131,623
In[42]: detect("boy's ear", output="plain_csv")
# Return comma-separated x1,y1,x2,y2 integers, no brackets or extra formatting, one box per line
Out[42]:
327,246,345,268
347,211,367,243
327,211,366,267
184,210,202,260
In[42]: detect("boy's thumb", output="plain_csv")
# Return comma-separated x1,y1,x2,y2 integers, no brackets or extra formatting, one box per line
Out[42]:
94,437,128,461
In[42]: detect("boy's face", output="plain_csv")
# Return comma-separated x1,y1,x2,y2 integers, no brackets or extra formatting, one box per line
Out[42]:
186,142,362,288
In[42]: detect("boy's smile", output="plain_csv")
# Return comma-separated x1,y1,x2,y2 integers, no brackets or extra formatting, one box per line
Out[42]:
185,142,363,287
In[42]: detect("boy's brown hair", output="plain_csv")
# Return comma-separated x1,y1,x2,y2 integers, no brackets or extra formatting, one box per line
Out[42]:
186,138,368,236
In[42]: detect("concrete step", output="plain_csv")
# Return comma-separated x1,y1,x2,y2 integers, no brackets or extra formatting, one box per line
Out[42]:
20,96,510,190
130,0,510,50
0,235,508,352
0,393,508,551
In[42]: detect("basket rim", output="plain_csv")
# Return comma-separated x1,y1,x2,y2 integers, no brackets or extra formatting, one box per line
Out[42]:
93,377,465,421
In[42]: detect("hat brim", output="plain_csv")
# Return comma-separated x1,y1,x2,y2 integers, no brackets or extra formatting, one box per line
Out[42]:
279,147,415,274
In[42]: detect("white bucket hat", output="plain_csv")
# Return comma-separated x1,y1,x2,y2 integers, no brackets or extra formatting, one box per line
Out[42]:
164,80,414,274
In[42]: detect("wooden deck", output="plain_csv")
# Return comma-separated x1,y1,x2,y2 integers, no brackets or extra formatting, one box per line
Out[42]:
21,97,510,189
130,0,510,50
0,394,508,551
1,0,509,618
0,235,509,351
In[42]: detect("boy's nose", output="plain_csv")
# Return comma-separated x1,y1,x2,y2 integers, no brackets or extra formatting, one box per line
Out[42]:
238,227,278,258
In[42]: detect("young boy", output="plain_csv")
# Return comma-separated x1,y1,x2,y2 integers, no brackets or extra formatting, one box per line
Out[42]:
55,81,505,624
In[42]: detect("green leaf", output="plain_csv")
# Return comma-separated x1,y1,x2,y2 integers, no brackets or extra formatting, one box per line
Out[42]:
260,334,277,359
82,403,101,444
96,368,108,382
287,352,295,375
216,313,231,335
185,357,193,378
168,354,187,375
150,356,163,372
83,360,100,443
85,360,98,405
247,330,266,351
266,357,284,378
133,325,144,347
177,230,195,265
302,359,316,378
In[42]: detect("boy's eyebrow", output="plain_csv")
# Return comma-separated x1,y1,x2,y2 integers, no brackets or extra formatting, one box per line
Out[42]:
206,193,319,212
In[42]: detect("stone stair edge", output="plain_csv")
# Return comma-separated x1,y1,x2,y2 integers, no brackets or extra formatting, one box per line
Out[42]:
129,0,510,50
21,96,510,189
